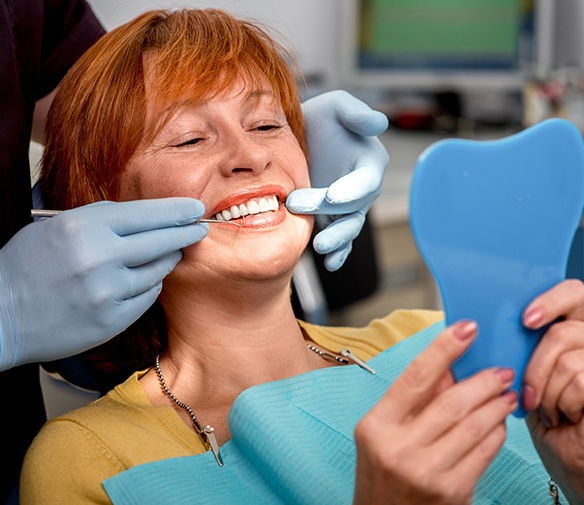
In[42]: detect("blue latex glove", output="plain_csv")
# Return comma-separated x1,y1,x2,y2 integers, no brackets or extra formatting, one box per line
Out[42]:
0,198,207,371
286,90,389,271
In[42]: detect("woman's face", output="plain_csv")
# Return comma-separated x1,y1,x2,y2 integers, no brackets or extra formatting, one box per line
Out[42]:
118,76,313,285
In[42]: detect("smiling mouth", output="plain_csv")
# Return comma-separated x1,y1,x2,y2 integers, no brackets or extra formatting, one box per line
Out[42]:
213,195,280,222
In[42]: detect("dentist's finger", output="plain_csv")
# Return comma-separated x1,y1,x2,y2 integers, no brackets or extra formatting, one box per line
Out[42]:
287,186,376,216
324,144,387,205
120,223,208,267
92,198,205,235
323,244,353,273
332,90,389,136
312,212,365,255
286,188,329,214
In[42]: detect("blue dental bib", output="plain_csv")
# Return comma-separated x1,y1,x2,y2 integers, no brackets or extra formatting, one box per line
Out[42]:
104,323,562,504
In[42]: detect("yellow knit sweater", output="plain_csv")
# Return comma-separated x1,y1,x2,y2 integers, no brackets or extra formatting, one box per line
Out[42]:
20,309,443,504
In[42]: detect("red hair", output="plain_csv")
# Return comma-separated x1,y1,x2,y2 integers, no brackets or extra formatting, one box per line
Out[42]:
41,8,307,210
40,9,307,386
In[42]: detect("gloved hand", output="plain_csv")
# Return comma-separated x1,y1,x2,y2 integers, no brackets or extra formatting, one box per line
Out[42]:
286,90,389,271
0,198,207,371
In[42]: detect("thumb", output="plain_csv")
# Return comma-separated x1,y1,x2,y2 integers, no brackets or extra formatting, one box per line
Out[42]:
333,91,389,136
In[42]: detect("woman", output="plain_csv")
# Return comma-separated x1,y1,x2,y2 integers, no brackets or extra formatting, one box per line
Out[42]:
21,8,584,505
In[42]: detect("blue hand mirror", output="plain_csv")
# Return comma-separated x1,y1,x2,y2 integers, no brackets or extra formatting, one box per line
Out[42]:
409,118,584,417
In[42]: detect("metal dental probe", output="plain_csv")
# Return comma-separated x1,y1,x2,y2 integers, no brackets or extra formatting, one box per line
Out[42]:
30,209,243,226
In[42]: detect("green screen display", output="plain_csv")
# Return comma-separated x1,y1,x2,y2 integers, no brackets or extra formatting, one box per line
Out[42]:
358,0,530,70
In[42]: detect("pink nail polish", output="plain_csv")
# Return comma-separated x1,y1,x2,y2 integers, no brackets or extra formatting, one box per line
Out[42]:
502,391,518,404
522,385,537,411
455,321,477,340
495,368,515,385
524,308,543,328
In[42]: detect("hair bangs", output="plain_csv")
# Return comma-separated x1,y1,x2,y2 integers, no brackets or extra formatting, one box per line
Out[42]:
138,9,306,155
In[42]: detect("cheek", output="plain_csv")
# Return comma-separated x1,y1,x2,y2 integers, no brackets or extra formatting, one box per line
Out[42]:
117,172,141,201
295,212,314,246
118,158,167,201
118,158,206,201
298,160,311,189
297,170,311,189
284,151,311,189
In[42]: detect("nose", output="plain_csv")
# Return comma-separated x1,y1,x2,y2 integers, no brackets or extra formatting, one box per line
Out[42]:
219,130,271,176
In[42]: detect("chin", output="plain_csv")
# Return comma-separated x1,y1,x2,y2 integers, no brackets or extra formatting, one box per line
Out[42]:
175,215,313,283
172,248,301,290
245,250,300,280
234,231,310,280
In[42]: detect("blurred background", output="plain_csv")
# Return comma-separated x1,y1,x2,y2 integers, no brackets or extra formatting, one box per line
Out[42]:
36,0,584,327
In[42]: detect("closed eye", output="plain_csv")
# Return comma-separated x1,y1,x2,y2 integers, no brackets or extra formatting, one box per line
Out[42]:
172,137,204,147
254,124,282,132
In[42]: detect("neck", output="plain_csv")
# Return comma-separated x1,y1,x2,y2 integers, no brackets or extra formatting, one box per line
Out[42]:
143,275,327,425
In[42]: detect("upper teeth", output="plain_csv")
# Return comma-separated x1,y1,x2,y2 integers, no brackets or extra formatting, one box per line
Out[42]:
214,195,279,222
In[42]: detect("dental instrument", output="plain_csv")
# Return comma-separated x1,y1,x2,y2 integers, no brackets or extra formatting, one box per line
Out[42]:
31,209,242,226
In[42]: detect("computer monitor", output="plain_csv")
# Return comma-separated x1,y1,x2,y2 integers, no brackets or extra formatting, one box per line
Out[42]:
341,0,534,92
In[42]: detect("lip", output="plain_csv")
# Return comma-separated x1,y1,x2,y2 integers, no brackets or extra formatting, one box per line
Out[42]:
235,206,287,229
210,184,288,216
208,184,290,230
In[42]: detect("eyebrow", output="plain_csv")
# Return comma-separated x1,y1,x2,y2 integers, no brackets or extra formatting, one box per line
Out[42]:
160,88,276,114
246,89,275,99
149,87,281,141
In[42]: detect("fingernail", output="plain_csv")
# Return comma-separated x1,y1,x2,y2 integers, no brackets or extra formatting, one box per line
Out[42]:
523,308,543,328
495,368,515,385
522,384,537,411
454,321,477,340
502,390,518,405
